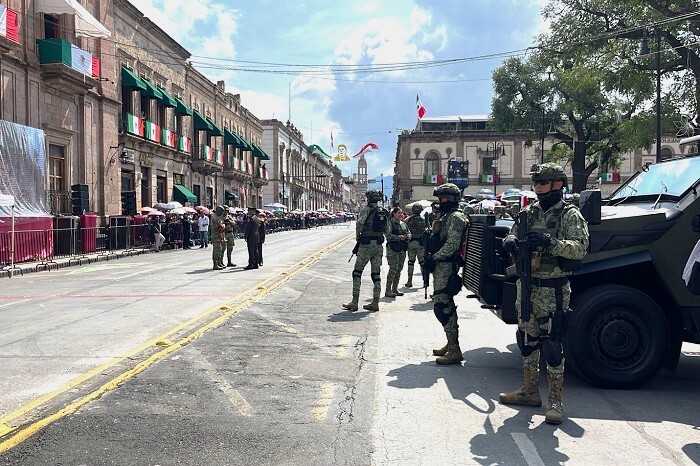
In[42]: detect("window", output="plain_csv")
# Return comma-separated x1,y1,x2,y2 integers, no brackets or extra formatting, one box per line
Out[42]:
44,14,60,39
48,144,65,191
121,170,134,191
482,155,496,175
140,95,151,121
141,167,150,207
205,187,213,208
173,173,183,186
192,184,201,204
425,151,440,176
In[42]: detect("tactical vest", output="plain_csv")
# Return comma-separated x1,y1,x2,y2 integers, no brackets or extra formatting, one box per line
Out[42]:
388,219,409,252
427,209,467,260
360,206,388,239
406,214,426,240
528,201,581,274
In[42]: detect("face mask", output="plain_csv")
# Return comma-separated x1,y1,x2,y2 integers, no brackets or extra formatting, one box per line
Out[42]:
439,200,457,212
537,188,563,211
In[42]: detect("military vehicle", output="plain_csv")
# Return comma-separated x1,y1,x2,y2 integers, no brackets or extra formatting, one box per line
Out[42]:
463,154,700,388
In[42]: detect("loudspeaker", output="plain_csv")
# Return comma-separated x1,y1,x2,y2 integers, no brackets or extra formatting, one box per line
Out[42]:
121,190,137,216
71,184,89,215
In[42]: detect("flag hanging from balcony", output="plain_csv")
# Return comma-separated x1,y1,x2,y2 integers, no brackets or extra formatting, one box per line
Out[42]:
416,95,427,119
352,142,378,158
70,44,93,76
0,5,19,42
126,113,144,137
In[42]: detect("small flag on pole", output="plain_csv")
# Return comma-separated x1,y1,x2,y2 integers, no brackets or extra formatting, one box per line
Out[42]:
416,95,427,119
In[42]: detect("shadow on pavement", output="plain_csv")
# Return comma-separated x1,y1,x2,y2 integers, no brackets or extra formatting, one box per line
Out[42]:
409,301,432,312
327,310,371,322
186,268,215,274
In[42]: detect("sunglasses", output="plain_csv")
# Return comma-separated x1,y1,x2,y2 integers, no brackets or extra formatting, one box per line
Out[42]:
534,180,551,186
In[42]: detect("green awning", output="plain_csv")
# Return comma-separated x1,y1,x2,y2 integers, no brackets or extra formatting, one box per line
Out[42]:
236,134,254,151
225,190,239,201
174,97,193,116
193,110,213,131
141,77,163,100
224,128,247,149
121,66,146,91
252,144,271,160
158,87,177,108
206,117,224,137
173,184,197,203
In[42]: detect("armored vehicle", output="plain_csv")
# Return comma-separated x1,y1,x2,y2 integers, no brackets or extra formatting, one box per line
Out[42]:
463,155,700,388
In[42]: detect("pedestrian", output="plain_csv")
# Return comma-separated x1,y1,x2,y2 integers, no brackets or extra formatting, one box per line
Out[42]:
385,207,410,297
181,214,192,249
224,211,237,267
257,214,266,266
405,203,427,288
499,163,589,425
198,212,209,248
149,216,165,252
244,207,261,269
424,183,469,365
342,190,390,312
210,206,226,270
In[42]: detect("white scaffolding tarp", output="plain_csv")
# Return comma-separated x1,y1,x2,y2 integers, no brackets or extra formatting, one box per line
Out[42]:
35,0,111,38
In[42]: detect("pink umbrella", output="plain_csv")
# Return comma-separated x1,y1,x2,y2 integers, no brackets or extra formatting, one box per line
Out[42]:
195,206,210,215
146,211,165,217
140,206,157,213
183,206,197,214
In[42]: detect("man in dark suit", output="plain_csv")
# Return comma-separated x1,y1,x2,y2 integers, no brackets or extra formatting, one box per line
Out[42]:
244,207,261,269
257,215,266,266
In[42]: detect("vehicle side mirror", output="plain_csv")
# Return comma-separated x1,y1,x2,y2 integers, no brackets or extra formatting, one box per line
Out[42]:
579,190,601,225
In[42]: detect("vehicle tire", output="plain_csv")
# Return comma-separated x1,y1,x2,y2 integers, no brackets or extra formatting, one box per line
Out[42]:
566,285,668,389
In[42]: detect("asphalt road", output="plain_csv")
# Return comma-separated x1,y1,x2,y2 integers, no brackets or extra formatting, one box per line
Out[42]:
1,222,699,465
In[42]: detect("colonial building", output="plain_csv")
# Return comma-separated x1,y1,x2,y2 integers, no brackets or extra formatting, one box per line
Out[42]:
392,115,690,208
261,119,344,212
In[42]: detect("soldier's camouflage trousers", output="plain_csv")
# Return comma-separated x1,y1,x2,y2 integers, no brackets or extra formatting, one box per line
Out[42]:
432,262,459,333
406,241,424,281
225,233,235,261
386,249,406,290
212,239,225,267
516,279,571,377
352,242,384,300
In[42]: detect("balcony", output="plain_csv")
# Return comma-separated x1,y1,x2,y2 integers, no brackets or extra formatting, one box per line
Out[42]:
223,156,253,181
36,38,99,94
253,168,269,188
162,128,177,149
47,189,71,215
191,145,222,175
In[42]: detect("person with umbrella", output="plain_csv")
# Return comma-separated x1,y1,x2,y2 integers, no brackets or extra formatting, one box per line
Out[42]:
244,207,261,269
148,213,165,252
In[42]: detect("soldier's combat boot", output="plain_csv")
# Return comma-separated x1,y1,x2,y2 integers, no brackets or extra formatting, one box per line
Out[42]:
342,297,359,311
405,266,414,288
435,332,463,365
392,277,404,296
498,369,542,407
363,299,379,312
544,373,564,425
385,285,396,298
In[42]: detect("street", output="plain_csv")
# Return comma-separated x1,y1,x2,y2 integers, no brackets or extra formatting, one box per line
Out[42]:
1,223,699,465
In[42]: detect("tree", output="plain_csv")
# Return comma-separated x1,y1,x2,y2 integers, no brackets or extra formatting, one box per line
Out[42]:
491,0,700,192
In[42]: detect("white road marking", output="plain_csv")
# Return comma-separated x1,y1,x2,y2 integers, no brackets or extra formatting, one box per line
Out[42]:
301,270,348,284
511,432,546,466
192,349,254,416
0,299,31,309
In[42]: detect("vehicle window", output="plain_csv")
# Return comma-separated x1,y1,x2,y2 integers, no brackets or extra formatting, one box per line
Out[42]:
610,157,700,199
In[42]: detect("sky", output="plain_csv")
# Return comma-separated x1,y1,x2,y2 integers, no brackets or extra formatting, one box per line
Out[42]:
126,0,549,180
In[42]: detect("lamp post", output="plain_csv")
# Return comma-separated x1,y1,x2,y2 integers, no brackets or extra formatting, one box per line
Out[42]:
380,173,384,207
486,142,505,195
641,26,662,163
540,107,546,164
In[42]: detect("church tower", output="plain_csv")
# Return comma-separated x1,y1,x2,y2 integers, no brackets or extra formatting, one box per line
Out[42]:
357,154,368,192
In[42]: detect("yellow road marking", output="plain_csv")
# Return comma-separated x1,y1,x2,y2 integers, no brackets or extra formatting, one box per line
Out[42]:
311,381,335,422
0,234,352,452
192,348,253,417
259,314,338,357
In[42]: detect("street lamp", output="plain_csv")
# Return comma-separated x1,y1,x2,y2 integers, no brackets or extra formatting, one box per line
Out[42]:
641,26,662,163
485,142,505,195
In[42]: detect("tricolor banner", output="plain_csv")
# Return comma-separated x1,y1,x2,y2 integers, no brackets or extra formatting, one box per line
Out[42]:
126,113,144,137
178,135,191,153
352,142,379,158
162,128,176,148
71,44,93,76
417,95,427,119
145,121,160,143
0,5,19,43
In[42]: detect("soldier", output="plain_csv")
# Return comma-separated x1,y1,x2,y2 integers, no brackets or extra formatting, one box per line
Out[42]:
244,207,261,270
210,206,227,270
385,207,410,297
405,203,426,288
224,210,237,267
425,183,469,365
499,163,589,425
342,190,390,312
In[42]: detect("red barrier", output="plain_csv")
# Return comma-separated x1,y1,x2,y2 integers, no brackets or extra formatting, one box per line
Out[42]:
80,214,98,253
0,217,53,263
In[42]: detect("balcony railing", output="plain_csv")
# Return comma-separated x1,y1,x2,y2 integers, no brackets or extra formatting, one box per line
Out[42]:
47,190,71,215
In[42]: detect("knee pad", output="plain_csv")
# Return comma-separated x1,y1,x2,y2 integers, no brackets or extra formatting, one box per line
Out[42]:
541,338,563,367
516,329,540,357
433,302,450,326
370,272,381,282
352,270,362,279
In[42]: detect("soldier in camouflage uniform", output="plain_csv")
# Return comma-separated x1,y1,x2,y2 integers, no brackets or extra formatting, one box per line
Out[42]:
425,183,469,365
224,212,237,267
342,190,391,312
499,163,589,425
210,206,227,270
385,207,410,297
405,203,426,287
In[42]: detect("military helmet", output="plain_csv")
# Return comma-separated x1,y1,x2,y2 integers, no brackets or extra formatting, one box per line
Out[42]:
411,204,423,214
366,189,383,202
215,205,225,213
530,163,567,187
433,183,462,201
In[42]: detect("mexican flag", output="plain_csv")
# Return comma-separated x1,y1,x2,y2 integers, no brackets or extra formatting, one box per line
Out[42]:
145,120,160,142
162,128,176,148
178,136,191,153
126,113,144,137
70,44,93,76
0,5,19,42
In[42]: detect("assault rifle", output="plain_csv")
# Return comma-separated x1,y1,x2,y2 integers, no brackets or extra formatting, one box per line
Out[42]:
348,240,360,262
421,229,431,299
514,210,532,323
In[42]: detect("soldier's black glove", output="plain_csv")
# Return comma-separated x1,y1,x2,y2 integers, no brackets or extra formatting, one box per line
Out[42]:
502,235,518,254
525,231,554,248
